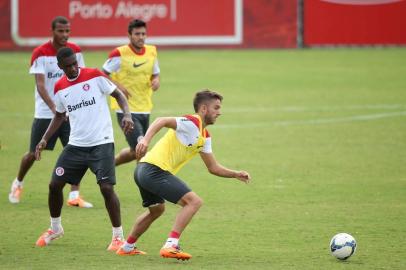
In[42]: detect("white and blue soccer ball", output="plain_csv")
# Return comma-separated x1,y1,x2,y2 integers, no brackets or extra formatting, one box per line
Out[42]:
330,233,357,260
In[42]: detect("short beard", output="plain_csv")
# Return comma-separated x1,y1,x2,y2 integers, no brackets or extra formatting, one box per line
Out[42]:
204,116,214,126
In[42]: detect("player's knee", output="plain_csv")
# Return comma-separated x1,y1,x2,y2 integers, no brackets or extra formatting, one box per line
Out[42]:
149,204,165,219
181,192,203,210
189,195,203,210
99,183,114,197
49,181,64,193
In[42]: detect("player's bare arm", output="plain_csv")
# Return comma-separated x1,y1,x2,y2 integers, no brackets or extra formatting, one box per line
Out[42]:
135,117,176,160
200,152,251,183
110,89,134,134
35,74,56,114
103,69,131,98
151,74,160,91
35,111,66,160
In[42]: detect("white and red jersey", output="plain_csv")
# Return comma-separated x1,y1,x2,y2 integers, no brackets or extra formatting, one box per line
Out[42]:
174,116,212,154
54,68,117,147
29,41,85,119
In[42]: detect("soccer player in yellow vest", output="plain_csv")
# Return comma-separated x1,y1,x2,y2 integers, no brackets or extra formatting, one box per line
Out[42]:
115,90,251,260
102,19,160,166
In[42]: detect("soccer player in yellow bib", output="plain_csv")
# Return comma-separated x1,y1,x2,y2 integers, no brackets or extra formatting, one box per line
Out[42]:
115,90,251,260
102,19,160,166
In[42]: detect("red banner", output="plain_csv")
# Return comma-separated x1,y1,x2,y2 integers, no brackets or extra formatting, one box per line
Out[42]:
304,0,406,45
12,0,242,46
1,0,298,49
243,0,297,48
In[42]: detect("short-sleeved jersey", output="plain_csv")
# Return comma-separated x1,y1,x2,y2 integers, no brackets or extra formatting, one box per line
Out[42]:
54,68,116,147
29,41,85,119
102,44,160,113
141,114,212,175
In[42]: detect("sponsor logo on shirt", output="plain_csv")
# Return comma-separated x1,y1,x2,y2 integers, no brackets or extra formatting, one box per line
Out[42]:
47,72,63,79
67,97,96,112
133,61,147,68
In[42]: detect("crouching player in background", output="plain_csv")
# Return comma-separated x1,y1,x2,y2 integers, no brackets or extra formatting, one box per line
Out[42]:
116,89,251,260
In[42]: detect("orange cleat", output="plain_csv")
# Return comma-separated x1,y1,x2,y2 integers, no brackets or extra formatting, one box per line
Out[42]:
67,196,93,208
160,245,192,261
107,237,124,251
35,228,64,247
116,246,147,256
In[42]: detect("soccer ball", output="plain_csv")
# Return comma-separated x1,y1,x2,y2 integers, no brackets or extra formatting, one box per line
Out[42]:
330,233,357,260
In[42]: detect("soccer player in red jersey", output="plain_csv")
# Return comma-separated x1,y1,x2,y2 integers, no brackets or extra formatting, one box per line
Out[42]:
8,16,92,208
34,47,134,251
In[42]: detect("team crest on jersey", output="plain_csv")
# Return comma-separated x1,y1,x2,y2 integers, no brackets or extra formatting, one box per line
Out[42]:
82,83,90,91
55,167,65,176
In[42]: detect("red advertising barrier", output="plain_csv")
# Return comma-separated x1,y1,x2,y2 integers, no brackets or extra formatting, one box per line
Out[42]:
243,0,297,48
13,0,241,46
304,0,406,46
0,0,12,47
0,0,297,49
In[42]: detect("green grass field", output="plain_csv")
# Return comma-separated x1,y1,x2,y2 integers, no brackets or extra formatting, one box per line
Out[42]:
0,48,405,269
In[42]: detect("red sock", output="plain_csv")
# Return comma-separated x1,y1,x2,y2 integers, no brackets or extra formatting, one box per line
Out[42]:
127,235,137,244
169,230,181,239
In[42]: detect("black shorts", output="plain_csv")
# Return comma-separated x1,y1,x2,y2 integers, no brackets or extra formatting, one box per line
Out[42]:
29,118,70,152
116,113,149,150
52,143,116,186
134,162,192,207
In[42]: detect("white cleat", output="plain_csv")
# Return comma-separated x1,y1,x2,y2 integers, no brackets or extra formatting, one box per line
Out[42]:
9,181,23,203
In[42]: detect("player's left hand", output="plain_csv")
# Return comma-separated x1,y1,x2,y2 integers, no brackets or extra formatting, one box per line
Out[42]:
135,138,149,160
235,171,251,184
151,77,160,91
122,114,134,135
35,139,47,161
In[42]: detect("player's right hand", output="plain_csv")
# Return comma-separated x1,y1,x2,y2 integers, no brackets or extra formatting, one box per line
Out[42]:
235,171,251,184
121,114,134,135
35,139,47,161
135,138,148,160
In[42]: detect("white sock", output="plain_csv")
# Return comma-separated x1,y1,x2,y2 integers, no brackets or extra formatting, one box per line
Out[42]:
164,237,179,248
69,190,79,200
13,179,23,188
122,241,135,251
112,226,124,239
50,217,63,233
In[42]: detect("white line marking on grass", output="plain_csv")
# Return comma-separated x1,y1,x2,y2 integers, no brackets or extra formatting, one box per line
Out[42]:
155,104,406,115
213,111,406,129
224,104,406,113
